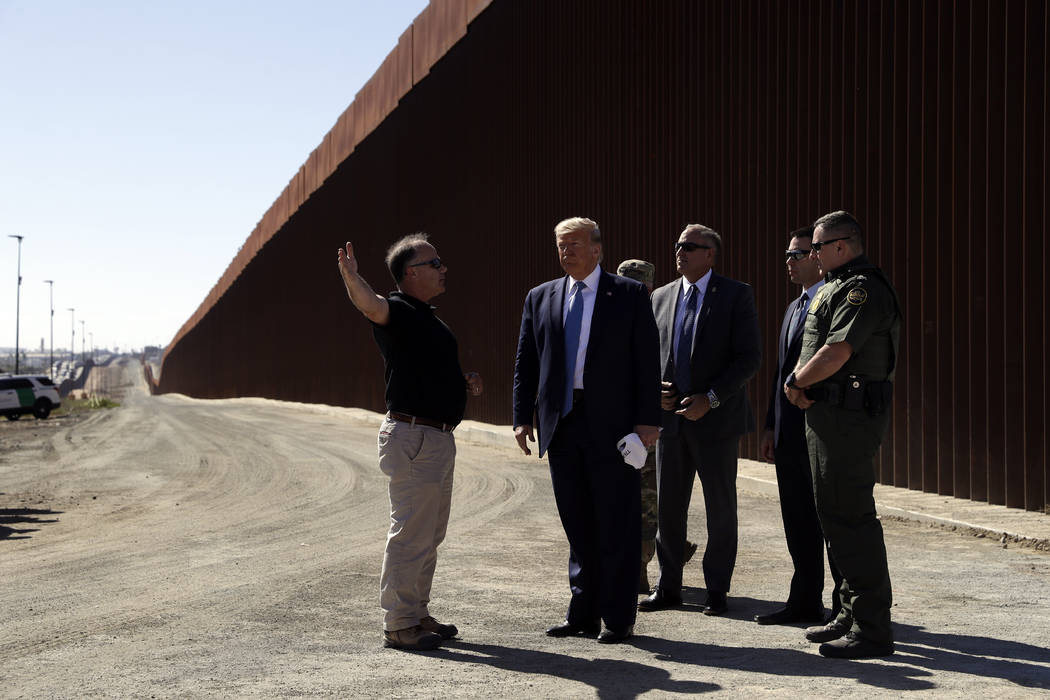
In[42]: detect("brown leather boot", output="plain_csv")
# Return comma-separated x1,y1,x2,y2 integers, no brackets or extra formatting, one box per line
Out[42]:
383,625,442,651
419,615,458,639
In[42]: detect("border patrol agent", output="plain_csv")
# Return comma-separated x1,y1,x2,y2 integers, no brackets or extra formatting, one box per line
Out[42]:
616,259,697,594
784,211,901,659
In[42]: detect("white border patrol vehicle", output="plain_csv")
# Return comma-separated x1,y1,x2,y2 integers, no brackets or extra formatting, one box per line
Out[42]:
0,374,62,420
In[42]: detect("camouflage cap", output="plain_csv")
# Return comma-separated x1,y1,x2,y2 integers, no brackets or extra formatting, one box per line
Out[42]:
616,259,655,287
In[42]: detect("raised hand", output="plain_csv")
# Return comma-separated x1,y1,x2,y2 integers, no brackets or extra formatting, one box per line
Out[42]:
337,242,359,278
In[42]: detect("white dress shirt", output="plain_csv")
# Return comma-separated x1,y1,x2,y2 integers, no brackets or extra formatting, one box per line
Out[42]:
562,264,602,390
672,269,713,357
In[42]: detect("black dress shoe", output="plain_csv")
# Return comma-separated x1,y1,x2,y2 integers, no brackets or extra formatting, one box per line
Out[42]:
702,591,728,616
597,625,634,644
638,588,682,612
819,633,894,658
545,620,600,637
754,606,826,626
805,618,852,643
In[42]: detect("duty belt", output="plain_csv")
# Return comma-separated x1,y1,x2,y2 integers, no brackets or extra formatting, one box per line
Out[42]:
805,377,893,417
804,383,843,405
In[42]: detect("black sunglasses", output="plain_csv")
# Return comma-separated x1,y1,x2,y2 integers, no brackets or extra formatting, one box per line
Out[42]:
408,257,443,269
675,241,713,253
784,249,812,261
810,236,852,252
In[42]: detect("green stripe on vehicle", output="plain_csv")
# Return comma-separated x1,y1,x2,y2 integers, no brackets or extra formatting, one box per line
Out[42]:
16,388,35,407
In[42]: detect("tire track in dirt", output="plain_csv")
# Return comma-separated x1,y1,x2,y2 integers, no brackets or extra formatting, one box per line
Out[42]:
3,400,382,659
2,370,550,667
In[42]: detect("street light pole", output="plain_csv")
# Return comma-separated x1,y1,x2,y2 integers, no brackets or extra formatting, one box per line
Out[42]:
44,280,54,378
68,308,75,363
79,320,85,362
8,234,23,373
88,332,93,361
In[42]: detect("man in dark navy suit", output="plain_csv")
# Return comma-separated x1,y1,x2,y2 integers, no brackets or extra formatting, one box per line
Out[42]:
756,226,842,626
639,224,761,616
513,216,661,644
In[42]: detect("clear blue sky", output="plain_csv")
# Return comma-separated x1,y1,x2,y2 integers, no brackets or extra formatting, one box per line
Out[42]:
0,0,428,356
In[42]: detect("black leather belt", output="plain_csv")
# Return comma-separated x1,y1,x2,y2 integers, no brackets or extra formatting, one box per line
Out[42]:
388,411,456,432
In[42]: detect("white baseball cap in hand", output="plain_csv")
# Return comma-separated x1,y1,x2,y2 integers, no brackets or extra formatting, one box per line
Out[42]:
617,432,647,470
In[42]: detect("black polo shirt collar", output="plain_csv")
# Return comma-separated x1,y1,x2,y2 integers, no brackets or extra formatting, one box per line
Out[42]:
390,290,435,311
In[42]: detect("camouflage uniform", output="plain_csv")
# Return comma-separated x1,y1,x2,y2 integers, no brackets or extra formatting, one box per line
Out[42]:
639,447,658,573
616,259,655,286
617,259,694,593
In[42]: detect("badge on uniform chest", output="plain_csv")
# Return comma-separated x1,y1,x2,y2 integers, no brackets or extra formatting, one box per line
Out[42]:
810,287,830,312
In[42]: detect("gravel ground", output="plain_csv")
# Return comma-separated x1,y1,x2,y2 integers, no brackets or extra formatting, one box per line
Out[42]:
1,359,1048,698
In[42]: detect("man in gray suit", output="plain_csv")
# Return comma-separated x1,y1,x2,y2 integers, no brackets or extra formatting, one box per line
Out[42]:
639,223,761,616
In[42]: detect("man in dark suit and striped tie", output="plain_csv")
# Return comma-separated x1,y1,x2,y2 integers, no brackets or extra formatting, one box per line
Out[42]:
639,223,761,616
756,225,842,625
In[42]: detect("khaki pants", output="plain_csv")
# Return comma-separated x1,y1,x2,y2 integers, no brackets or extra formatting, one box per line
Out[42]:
377,416,456,631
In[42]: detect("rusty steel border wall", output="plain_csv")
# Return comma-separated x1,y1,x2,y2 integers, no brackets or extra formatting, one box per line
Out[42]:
163,0,494,356
159,0,1049,513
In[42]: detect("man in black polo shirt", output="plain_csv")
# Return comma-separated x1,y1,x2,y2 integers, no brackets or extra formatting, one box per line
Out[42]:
337,233,483,652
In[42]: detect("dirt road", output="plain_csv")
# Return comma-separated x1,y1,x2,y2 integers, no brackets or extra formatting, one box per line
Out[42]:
2,359,1049,697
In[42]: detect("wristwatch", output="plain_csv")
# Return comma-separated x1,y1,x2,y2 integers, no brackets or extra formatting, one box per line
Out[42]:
786,372,802,390
706,389,720,409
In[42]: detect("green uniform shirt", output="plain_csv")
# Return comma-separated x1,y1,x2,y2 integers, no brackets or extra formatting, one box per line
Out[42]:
798,254,901,384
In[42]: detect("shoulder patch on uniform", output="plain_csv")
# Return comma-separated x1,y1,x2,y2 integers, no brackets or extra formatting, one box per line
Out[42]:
847,287,868,306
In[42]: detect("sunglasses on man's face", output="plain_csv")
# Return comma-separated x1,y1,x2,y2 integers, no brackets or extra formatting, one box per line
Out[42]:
408,257,443,269
674,241,712,253
784,249,812,261
810,236,852,252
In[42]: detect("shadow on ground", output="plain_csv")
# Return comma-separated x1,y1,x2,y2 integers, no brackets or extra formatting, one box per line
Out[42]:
892,622,1050,691
440,640,719,697
0,507,62,541
673,586,785,620
432,619,1050,696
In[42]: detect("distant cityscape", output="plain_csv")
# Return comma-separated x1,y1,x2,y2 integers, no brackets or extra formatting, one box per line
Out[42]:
0,346,165,375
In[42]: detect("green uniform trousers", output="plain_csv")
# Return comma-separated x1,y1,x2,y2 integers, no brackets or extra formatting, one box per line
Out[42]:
806,402,893,644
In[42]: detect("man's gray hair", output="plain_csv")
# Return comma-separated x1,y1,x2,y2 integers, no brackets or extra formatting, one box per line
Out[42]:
385,232,430,283
683,223,721,261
